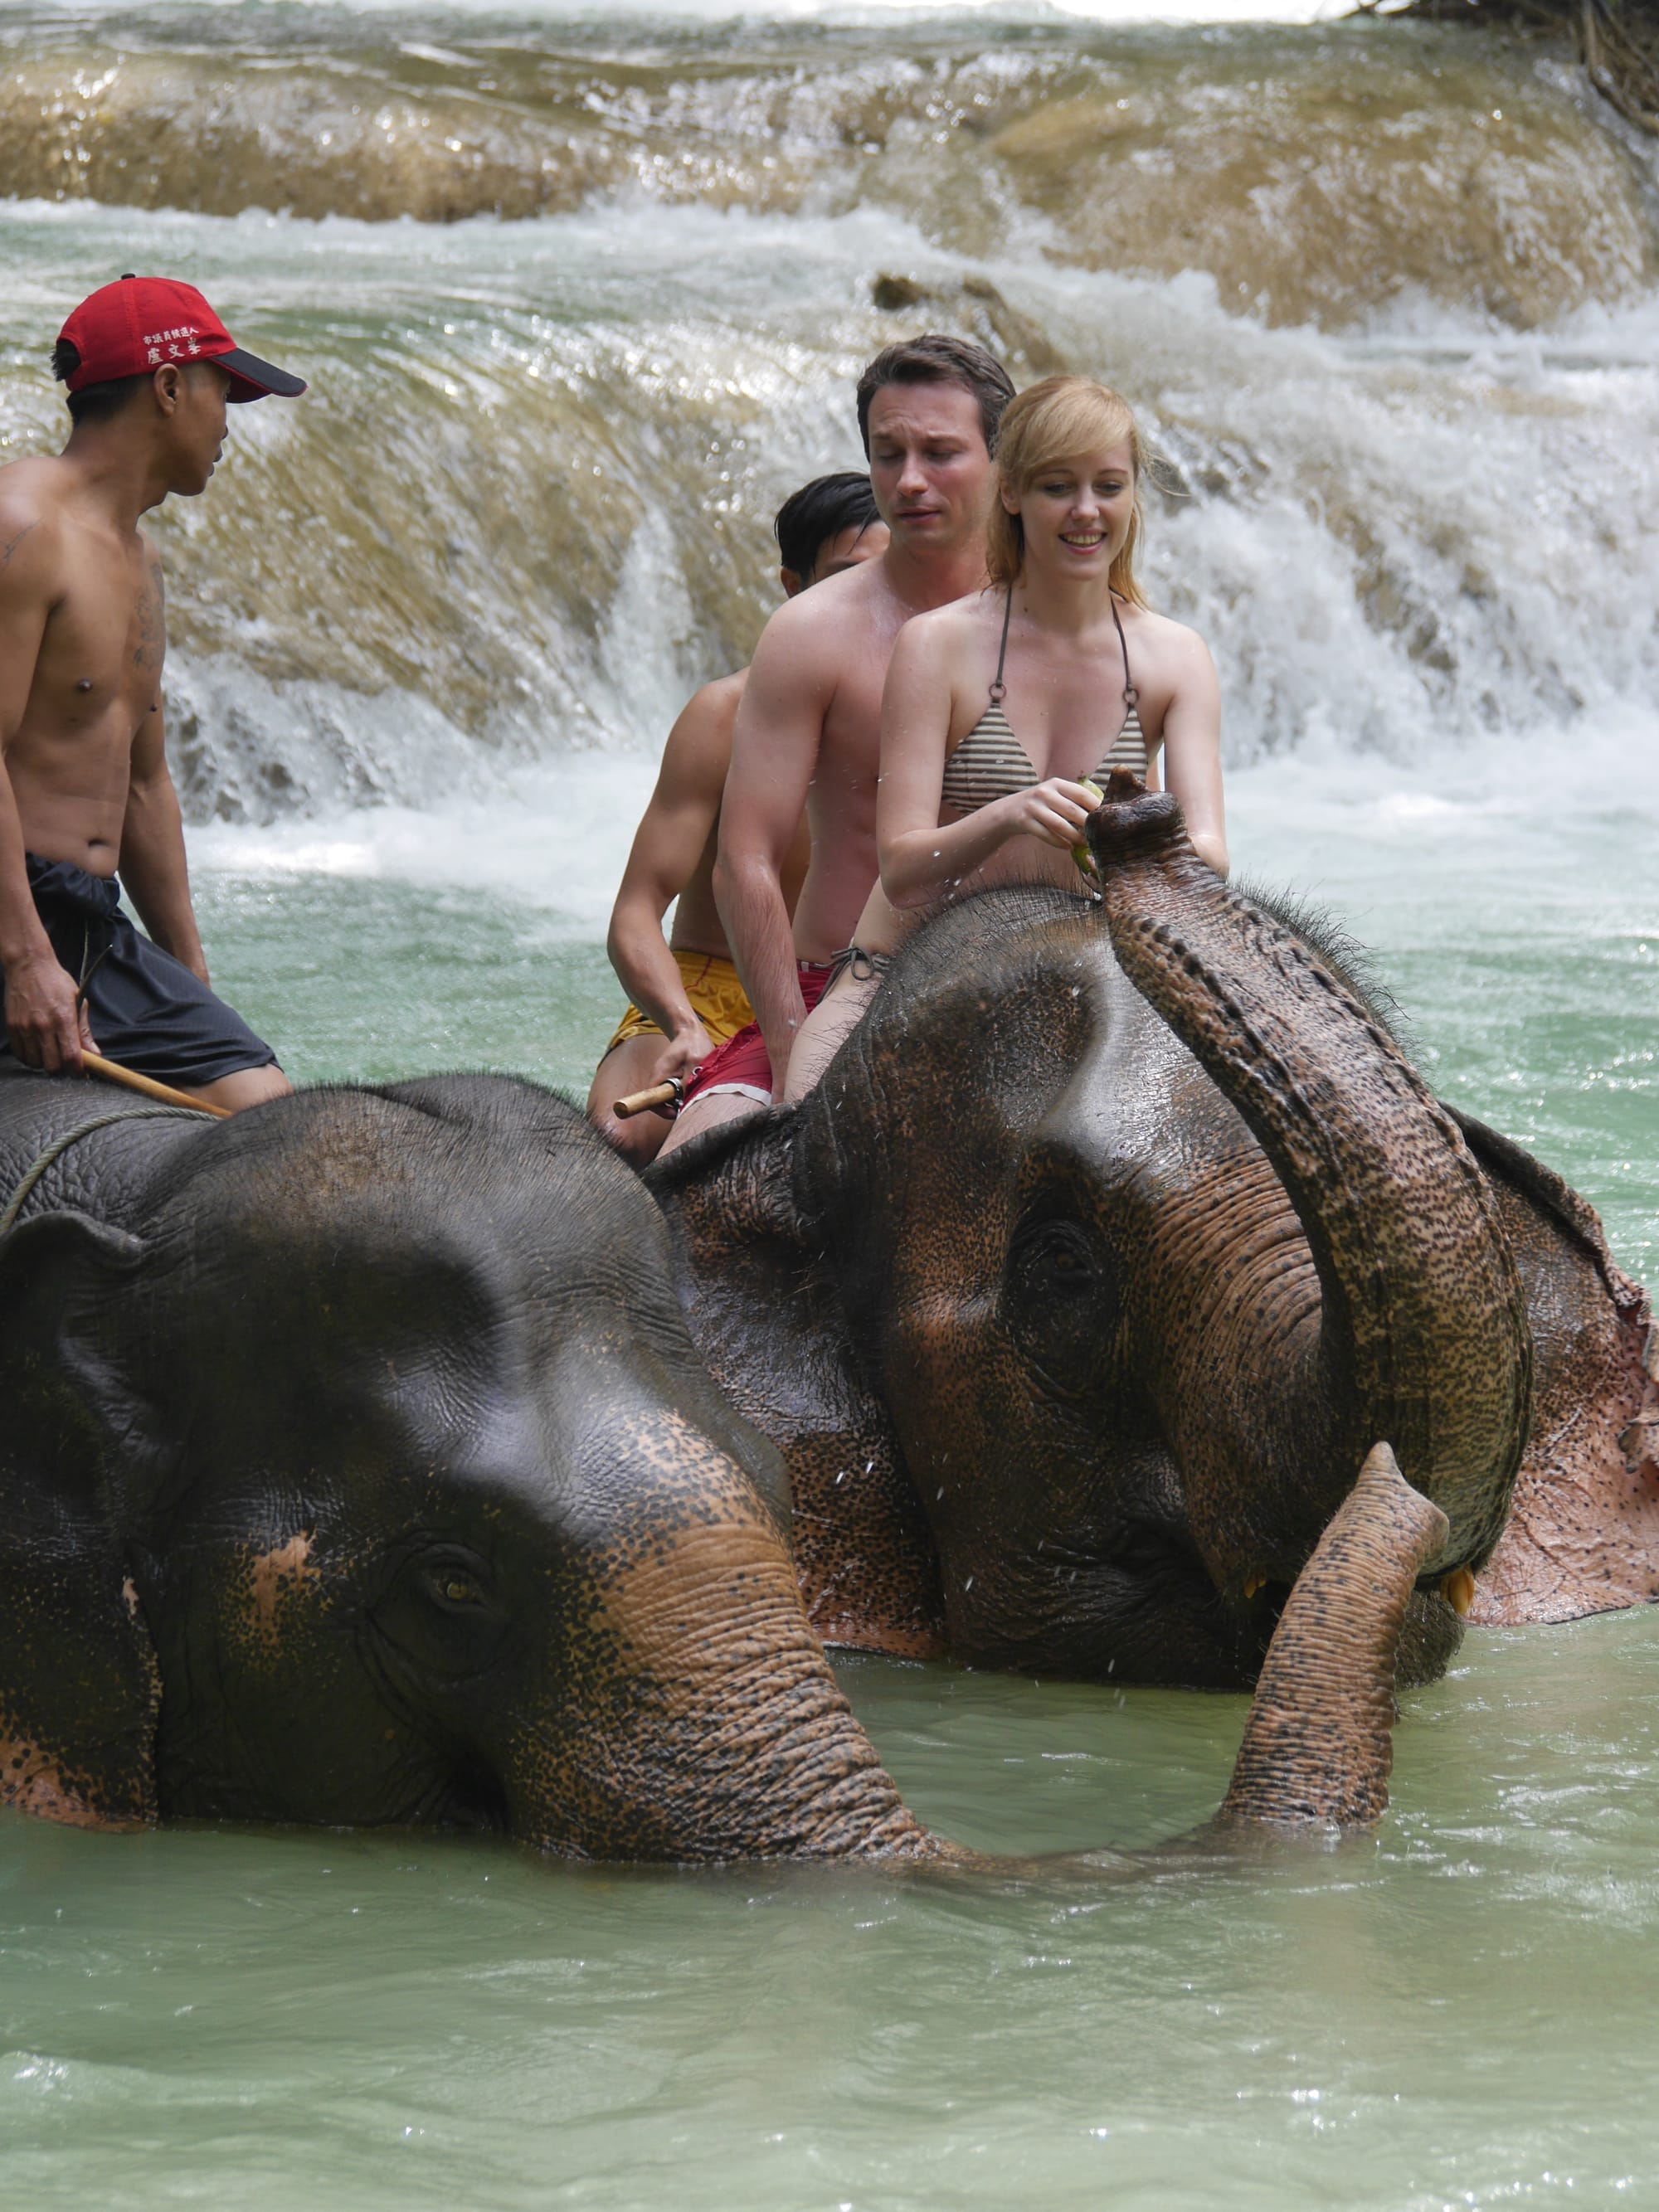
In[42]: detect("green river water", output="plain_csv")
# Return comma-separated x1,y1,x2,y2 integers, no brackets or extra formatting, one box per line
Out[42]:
2,0,1658,2202
2,744,1653,2212
2,1602,1658,2210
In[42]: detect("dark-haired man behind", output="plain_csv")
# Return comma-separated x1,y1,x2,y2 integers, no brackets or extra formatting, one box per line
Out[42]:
0,275,304,1111
659,333,1013,1155
587,471,887,1166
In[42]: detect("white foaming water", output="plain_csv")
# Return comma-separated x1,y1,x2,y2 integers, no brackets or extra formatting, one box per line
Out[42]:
3,7,1654,1136
185,702,1659,924
5,37,1657,822
1227,707,1659,918
12,194,1653,806
126,177,1651,947
188,751,659,931
166,204,1657,817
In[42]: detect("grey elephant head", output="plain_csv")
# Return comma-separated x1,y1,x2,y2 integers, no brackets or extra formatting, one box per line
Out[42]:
647,784,1652,1690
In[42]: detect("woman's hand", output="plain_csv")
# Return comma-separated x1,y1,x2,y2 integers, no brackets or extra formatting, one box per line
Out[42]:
998,778,1100,851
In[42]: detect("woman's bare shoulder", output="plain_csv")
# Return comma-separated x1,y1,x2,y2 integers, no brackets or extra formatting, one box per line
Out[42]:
1125,602,1215,668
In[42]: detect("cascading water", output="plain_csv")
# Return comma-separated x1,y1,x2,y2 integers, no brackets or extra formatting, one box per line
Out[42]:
1,8,1657,2205
2,3,1657,828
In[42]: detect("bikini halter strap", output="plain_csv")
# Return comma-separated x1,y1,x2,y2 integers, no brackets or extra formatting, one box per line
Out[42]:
1109,591,1141,707
989,586,1014,705
991,586,1140,709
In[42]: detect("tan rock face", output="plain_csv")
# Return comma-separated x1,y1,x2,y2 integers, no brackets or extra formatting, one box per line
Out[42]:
1,22,1651,329
983,46,1656,330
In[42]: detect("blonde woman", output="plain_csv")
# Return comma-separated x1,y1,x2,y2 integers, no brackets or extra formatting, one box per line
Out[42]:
782,374,1227,1101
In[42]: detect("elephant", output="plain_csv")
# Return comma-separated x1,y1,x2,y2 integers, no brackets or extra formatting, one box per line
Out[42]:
0,1067,1443,1862
649,778,1657,1690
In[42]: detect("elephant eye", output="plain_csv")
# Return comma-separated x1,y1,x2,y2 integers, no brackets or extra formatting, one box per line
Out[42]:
1006,1215,1118,1394
421,1561,491,1612
371,1548,507,1679
1014,1222,1098,1296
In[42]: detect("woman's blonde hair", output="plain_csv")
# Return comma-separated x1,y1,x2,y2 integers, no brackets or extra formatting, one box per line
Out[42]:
986,376,1150,607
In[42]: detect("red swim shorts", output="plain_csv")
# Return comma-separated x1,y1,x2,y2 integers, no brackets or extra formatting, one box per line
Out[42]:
679,959,834,1109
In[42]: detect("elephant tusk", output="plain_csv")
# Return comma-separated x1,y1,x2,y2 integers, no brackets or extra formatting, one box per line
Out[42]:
1440,1565,1477,1616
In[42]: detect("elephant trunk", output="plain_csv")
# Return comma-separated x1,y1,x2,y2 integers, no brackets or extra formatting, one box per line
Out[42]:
504,1437,1438,1864
1088,780,1531,1578
504,1468,950,1864
1217,1443,1447,1827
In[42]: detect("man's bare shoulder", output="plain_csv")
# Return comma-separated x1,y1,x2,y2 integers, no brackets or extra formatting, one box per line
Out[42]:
0,459,71,573
0,454,69,500
659,668,749,796
756,554,890,658
694,666,748,721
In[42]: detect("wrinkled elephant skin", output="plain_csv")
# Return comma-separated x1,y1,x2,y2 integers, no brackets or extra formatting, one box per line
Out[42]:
651,787,1653,1689
0,1073,1443,1863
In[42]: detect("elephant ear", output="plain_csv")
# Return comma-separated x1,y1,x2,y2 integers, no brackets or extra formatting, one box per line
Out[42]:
648,1113,945,1657
0,1210,162,1828
1450,1111,1659,1625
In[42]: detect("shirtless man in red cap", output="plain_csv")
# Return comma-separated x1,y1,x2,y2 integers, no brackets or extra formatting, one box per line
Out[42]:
0,275,306,1111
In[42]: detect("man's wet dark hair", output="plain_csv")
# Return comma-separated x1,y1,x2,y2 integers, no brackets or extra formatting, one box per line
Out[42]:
773,471,882,582
51,339,148,426
855,333,1014,459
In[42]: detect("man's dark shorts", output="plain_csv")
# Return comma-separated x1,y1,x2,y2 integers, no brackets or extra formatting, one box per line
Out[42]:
0,855,278,1087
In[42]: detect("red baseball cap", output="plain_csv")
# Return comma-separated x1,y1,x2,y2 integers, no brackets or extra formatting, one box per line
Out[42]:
56,275,306,403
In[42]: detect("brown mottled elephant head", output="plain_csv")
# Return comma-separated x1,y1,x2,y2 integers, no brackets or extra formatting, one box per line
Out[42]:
0,1077,937,1858
654,781,1553,1689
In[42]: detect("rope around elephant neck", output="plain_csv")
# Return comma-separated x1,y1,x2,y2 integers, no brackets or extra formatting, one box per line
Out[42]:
0,1106,203,1236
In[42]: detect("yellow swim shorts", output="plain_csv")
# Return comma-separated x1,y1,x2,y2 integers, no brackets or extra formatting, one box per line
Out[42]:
601,950,754,1059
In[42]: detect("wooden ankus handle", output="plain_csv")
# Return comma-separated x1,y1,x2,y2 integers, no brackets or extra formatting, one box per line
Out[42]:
80,1051,231,1119
613,1077,684,1121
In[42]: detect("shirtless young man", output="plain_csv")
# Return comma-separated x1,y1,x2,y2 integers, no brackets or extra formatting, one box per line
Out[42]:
0,275,305,1112
586,472,887,1165
656,334,1013,1157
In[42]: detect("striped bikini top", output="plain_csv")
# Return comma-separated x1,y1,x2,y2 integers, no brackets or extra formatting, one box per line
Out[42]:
938,587,1147,818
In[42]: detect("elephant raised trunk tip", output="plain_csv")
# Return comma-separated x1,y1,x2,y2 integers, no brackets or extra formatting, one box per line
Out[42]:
1085,775,1195,874
1216,1444,1448,1832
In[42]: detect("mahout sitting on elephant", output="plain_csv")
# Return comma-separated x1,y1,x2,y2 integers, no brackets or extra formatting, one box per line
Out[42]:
649,776,1657,1689
0,1068,1448,1862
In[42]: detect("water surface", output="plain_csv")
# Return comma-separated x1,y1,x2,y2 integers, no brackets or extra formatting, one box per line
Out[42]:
7,1616,1659,2210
